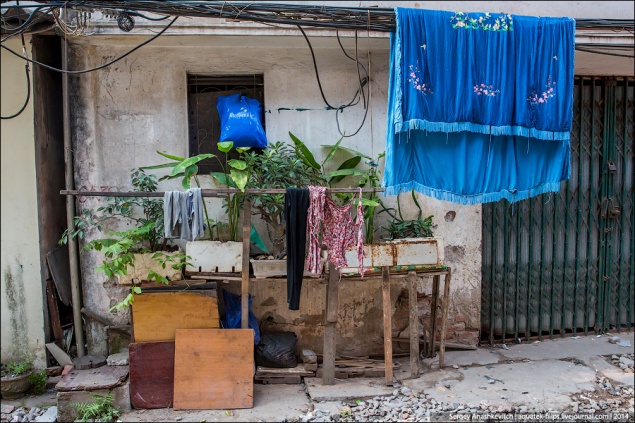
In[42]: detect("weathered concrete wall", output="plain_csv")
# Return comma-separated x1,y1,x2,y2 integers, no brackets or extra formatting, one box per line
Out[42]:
1,38,46,368
68,39,482,354
68,0,632,355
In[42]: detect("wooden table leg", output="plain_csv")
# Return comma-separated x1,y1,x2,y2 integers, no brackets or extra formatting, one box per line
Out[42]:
408,271,420,378
322,262,339,385
241,200,251,330
382,266,393,386
429,275,440,358
439,268,452,368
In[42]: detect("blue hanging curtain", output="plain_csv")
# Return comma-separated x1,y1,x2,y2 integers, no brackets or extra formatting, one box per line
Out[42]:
384,8,575,204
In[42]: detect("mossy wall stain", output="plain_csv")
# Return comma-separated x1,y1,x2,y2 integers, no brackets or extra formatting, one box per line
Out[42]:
3,263,29,359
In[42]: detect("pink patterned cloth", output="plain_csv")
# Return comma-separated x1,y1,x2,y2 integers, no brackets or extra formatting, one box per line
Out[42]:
305,186,365,277
324,189,365,276
305,186,326,274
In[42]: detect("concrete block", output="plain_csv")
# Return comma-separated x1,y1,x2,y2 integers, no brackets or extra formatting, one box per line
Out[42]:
107,326,131,355
107,351,129,366
33,407,56,423
45,376,62,390
56,383,130,422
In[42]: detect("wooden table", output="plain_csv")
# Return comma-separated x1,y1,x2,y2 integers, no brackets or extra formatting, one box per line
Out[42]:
322,265,451,386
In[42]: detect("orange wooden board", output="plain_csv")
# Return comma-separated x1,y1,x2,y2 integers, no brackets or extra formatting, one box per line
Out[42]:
173,329,254,410
131,292,218,342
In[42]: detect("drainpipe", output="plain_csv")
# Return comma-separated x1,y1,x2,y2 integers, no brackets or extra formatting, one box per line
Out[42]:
62,37,86,358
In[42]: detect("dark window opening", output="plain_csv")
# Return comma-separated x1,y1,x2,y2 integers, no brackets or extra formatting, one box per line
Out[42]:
187,74,265,174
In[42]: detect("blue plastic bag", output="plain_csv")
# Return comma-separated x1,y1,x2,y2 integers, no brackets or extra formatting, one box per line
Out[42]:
217,94,268,149
221,289,261,344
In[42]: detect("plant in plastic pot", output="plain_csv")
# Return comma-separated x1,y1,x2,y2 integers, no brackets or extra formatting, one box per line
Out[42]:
59,169,188,311
242,140,324,276
1,358,33,400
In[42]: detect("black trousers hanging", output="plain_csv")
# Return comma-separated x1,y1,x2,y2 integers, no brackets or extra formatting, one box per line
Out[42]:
285,187,310,310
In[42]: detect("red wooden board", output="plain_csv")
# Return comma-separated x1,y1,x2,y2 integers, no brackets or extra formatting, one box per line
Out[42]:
129,341,175,409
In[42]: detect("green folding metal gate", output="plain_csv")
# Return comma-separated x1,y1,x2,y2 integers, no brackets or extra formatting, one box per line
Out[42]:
481,76,634,343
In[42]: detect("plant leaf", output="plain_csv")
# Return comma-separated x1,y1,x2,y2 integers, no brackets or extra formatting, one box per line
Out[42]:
159,171,184,182
211,172,236,188
411,189,422,220
228,159,247,170
361,198,380,207
236,147,251,154
289,132,320,170
230,169,249,191
321,137,343,167
325,169,366,178
139,162,178,170
170,154,213,177
319,144,372,160
329,156,362,184
217,141,234,153
181,175,191,190
156,151,186,161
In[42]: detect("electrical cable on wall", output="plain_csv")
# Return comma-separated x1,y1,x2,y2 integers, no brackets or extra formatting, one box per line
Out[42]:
1,16,179,75
297,25,371,138
1,5,31,120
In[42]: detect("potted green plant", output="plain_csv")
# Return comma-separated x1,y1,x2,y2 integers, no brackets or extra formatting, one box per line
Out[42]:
1,358,33,400
243,140,324,278
60,169,184,286
341,189,443,274
145,144,250,274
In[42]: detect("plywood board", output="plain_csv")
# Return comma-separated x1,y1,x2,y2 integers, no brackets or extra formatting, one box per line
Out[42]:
256,363,314,376
129,341,175,409
131,292,219,342
174,329,254,410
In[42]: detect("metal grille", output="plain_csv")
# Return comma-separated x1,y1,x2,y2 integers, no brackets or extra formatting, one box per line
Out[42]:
481,77,634,343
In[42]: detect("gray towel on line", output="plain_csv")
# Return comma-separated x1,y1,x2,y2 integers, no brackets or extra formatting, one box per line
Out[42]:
188,188,205,240
164,189,203,241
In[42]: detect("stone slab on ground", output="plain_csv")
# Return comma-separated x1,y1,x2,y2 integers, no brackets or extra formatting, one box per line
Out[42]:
438,347,501,368
404,359,597,411
305,377,394,402
56,365,129,392
57,383,130,422
0,405,15,414
33,406,56,422
120,384,307,422
0,393,57,410
582,355,635,386
107,351,130,366
496,333,635,362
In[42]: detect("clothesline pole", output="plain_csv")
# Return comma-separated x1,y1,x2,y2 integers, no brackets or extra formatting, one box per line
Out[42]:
322,261,339,385
60,188,385,197
241,200,252,330
382,266,394,386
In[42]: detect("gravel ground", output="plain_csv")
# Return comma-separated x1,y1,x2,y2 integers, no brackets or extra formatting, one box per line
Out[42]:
295,378,634,423
606,353,635,374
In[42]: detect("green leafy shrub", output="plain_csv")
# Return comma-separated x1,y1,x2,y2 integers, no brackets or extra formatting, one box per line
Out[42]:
243,140,325,257
1,358,32,377
380,189,434,240
74,393,120,422
60,169,169,252
28,370,47,394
